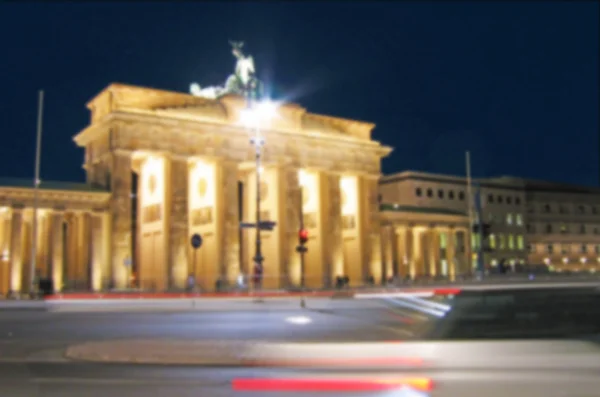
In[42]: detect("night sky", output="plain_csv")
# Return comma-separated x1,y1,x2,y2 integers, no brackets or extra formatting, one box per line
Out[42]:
1,2,598,186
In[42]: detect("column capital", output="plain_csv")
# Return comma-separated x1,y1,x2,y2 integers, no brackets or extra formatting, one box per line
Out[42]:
90,209,107,218
113,149,133,157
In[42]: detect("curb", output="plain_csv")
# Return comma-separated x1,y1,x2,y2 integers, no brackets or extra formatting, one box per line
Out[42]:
63,340,423,368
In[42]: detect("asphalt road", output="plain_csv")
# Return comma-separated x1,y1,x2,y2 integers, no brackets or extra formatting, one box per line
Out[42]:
0,302,422,396
0,362,433,397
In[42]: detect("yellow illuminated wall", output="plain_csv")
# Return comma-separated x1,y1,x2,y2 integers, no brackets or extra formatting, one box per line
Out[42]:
138,155,168,291
340,175,362,285
0,208,10,295
188,159,218,289
298,169,324,288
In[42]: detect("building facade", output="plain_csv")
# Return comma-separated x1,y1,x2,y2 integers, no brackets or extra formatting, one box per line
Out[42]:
380,172,600,274
1,84,597,295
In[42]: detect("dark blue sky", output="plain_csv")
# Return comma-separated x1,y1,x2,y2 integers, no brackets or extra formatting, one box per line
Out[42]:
1,2,598,186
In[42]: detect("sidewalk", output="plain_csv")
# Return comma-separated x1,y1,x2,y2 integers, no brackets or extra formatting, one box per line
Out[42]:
0,300,46,311
65,339,423,367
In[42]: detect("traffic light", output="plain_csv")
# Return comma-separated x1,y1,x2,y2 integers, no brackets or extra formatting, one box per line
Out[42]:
472,223,492,238
299,228,309,245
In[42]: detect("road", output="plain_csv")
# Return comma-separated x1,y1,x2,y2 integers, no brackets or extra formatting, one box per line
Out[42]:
0,301,422,396
2,297,599,396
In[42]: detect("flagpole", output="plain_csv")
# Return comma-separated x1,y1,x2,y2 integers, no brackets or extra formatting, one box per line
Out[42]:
31,90,44,295
465,151,474,274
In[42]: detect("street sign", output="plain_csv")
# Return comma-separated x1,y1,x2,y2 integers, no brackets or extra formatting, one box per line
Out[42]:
240,221,277,231
190,233,203,249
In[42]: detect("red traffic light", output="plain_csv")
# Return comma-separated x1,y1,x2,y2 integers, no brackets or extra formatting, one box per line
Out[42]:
299,228,309,244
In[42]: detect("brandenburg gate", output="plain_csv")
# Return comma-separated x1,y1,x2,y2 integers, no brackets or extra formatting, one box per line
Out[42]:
0,43,472,295
70,82,392,291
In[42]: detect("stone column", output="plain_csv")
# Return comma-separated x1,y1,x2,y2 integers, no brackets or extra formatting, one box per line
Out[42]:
169,157,189,289
446,228,456,281
110,151,133,289
380,225,394,281
428,228,440,277
411,228,425,278
90,212,105,291
50,211,65,292
363,176,382,283
396,226,411,279
219,161,240,284
9,209,23,293
283,167,301,287
324,172,342,287
78,213,91,289
0,211,12,296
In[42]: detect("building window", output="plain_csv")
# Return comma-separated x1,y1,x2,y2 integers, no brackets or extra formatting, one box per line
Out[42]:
471,234,480,249
448,190,454,199
415,187,422,197
497,195,503,204
488,194,494,204
517,235,524,250
498,234,505,250
516,214,523,226
559,204,568,214
544,204,551,213
561,245,569,255
577,205,585,214
594,227,600,235
508,234,515,250
595,245,600,254
580,225,586,234
489,234,496,249
515,197,521,205
506,213,513,225
458,191,465,200
592,206,598,214
426,188,433,198
488,213,496,222
378,194,382,204
546,224,553,234
526,224,535,233
438,189,444,199
507,197,512,204
560,224,568,234
581,244,587,253
547,244,553,254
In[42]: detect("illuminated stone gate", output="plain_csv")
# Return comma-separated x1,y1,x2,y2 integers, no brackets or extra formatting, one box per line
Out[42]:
73,83,392,291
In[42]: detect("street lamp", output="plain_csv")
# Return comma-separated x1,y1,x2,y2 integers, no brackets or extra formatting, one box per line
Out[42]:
240,98,278,291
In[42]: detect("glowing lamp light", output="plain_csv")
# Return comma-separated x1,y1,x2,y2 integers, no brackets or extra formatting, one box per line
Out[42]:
256,99,278,120
543,258,551,265
580,257,588,264
239,99,279,128
562,257,569,264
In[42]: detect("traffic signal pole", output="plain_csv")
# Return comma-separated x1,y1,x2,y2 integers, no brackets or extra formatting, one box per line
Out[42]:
299,186,305,289
474,185,485,279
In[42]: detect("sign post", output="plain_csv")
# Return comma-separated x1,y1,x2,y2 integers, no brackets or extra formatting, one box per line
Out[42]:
190,233,203,287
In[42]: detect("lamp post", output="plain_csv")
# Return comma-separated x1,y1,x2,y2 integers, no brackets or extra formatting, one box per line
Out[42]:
241,88,277,292
250,110,265,291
